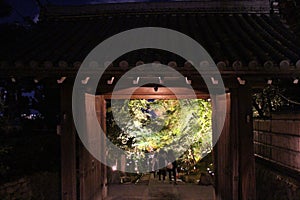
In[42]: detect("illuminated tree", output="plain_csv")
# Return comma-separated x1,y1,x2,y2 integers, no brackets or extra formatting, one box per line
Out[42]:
106,99,212,168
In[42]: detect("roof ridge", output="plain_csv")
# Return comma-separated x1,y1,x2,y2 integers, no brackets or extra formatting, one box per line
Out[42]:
40,0,270,21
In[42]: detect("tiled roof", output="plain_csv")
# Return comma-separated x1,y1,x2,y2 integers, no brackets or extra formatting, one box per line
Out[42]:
1,13,300,71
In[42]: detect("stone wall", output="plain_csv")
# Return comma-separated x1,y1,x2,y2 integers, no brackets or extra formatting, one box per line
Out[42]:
0,178,32,200
254,114,300,171
256,163,300,200
254,113,300,199
0,172,59,200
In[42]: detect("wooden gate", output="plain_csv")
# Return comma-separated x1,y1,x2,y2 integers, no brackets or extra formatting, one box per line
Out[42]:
60,87,107,200
61,85,255,200
213,87,256,200
213,93,235,200
79,94,107,200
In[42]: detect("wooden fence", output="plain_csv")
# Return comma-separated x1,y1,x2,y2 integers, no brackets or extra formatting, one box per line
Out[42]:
253,114,300,173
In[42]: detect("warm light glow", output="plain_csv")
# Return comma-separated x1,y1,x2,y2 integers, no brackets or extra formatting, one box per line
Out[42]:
293,79,299,84
133,77,140,84
267,79,272,85
211,77,218,85
57,77,67,84
81,77,90,84
237,77,246,85
185,77,192,85
107,77,114,85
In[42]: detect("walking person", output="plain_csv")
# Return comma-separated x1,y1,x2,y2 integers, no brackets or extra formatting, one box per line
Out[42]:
157,149,167,181
151,152,158,178
167,149,177,184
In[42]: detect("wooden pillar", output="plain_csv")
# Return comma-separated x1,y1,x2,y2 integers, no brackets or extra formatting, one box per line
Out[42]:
60,83,77,200
97,96,107,199
79,94,103,200
213,86,256,200
230,91,239,200
232,86,256,200
213,93,234,200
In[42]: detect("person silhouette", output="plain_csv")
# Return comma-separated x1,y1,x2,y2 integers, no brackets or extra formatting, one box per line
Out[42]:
151,152,158,178
157,149,167,181
167,149,177,184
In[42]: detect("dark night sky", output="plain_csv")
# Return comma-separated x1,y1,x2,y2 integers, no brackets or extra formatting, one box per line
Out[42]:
0,0,41,24
0,0,178,24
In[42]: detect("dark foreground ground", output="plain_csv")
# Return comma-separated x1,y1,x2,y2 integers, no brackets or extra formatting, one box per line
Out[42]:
106,173,215,200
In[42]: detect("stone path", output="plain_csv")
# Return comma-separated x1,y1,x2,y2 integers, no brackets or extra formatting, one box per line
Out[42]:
105,173,215,200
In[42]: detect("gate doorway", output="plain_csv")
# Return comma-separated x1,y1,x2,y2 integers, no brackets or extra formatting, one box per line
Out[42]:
60,85,256,200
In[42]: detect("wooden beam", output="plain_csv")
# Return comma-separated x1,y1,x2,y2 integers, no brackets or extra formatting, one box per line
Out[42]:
100,87,210,99
2,66,300,78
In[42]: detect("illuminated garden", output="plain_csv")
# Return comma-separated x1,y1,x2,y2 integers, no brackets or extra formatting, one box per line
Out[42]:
106,99,214,178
